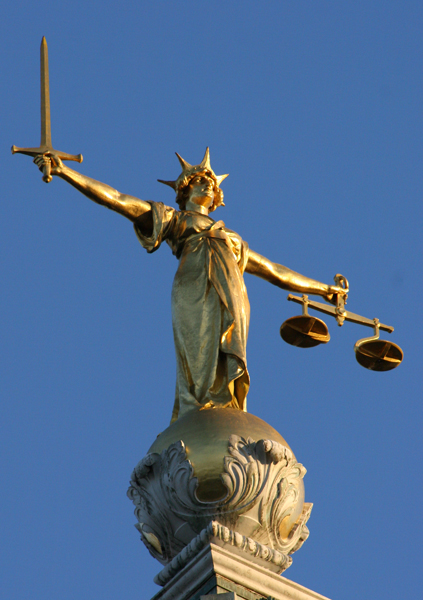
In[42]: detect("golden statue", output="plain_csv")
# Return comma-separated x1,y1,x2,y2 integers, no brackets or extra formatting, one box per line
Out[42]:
14,41,404,577
14,39,401,428
32,148,345,422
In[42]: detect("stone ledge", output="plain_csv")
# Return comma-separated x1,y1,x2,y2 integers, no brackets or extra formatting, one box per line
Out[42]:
200,594,236,600
155,521,291,586
151,535,331,600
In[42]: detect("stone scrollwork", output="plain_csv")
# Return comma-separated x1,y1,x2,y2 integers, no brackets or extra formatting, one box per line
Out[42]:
127,435,311,568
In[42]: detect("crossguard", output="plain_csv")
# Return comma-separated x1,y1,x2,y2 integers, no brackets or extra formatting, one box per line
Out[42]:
11,145,83,184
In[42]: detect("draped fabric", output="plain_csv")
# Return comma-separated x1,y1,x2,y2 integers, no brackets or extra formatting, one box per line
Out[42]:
134,202,250,422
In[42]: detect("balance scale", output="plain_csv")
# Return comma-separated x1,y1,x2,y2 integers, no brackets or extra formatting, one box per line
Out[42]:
280,275,403,371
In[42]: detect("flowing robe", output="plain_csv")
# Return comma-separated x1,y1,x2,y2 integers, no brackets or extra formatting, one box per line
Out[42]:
134,202,250,422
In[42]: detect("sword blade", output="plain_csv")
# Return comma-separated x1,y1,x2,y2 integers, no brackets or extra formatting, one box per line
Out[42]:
40,37,52,148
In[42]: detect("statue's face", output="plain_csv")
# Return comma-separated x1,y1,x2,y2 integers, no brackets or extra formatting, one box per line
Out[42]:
186,175,215,209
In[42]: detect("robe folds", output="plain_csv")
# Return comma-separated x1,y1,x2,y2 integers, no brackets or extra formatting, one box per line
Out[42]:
134,202,250,422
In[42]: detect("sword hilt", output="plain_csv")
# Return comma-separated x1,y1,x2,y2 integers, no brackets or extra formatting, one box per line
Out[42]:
12,145,83,183
11,145,83,163
42,156,52,183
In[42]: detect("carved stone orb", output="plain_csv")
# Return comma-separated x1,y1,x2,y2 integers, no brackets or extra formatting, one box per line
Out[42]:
128,407,311,567
150,407,303,507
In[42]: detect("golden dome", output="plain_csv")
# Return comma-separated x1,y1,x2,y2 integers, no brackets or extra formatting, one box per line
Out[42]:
148,407,305,537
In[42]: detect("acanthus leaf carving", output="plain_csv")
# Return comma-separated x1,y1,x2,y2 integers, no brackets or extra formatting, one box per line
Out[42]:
127,435,311,567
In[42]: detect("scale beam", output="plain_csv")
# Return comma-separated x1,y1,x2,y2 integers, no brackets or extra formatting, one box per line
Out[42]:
287,294,394,334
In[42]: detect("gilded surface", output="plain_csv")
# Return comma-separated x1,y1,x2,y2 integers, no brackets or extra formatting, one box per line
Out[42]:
13,38,402,425
135,204,250,420
12,42,347,418
29,148,345,421
11,38,82,182
148,407,295,501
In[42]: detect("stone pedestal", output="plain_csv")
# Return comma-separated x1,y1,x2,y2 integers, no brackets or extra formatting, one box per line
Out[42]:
128,426,311,567
150,524,330,600
127,409,324,600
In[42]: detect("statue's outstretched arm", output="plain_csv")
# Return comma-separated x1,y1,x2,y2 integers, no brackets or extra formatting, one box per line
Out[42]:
245,249,343,301
34,154,152,227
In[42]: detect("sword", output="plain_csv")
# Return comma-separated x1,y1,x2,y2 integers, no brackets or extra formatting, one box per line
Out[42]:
11,37,83,183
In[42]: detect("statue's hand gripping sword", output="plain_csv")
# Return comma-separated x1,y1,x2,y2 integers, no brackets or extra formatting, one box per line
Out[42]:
11,37,82,182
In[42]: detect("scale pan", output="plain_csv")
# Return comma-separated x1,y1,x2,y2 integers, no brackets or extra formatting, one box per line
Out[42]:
280,315,330,348
355,340,403,371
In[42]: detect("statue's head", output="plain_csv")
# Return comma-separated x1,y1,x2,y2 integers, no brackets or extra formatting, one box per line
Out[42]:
158,148,228,212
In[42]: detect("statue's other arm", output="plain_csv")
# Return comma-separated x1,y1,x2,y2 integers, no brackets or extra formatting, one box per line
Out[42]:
34,155,153,231
245,249,342,301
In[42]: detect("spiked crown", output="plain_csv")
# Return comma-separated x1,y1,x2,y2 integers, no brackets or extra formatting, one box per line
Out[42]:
158,148,228,212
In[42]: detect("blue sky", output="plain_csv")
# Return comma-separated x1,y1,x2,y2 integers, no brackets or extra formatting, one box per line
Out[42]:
2,2,422,599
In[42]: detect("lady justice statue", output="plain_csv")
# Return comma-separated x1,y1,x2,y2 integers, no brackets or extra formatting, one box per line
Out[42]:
15,39,352,577
34,148,346,570
33,149,345,424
